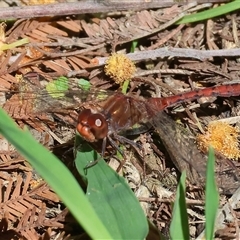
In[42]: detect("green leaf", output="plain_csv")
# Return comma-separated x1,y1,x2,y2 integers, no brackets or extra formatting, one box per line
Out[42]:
177,0,240,24
170,171,189,240
75,135,149,239
205,147,219,240
0,108,112,240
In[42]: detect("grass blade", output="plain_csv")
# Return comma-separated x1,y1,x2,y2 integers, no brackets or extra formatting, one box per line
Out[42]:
178,0,240,24
170,171,189,240
205,147,219,239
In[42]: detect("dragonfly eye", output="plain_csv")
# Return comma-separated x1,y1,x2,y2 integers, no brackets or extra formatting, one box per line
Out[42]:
77,109,96,142
88,113,108,140
77,109,108,141
78,109,92,124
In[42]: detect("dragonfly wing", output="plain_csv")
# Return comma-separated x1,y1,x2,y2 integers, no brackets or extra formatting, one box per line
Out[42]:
151,111,240,194
2,75,110,118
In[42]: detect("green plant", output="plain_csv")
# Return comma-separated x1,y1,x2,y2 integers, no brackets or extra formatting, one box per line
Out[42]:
177,0,240,24
75,135,148,239
0,107,148,239
170,148,219,240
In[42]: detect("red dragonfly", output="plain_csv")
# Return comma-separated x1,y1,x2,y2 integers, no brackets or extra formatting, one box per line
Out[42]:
75,83,240,189
77,83,240,143
2,74,240,192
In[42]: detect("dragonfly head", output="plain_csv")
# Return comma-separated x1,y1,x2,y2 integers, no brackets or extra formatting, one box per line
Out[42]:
77,109,108,142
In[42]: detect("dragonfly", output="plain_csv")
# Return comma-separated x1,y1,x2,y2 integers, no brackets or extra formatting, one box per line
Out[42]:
2,73,240,193
77,83,240,143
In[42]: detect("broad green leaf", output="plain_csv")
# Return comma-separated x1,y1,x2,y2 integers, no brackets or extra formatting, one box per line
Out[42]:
75,135,148,239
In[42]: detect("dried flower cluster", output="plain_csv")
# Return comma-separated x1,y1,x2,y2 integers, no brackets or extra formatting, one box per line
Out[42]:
104,53,136,84
197,121,240,159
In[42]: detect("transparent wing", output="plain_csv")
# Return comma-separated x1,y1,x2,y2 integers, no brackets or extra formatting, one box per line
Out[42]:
151,111,240,194
2,73,111,119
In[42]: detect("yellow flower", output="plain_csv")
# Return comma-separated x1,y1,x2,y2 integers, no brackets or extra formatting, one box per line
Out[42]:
197,121,240,159
104,53,136,84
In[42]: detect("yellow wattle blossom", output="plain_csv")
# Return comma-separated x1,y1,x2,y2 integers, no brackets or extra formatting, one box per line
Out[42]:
104,53,136,84
197,121,240,159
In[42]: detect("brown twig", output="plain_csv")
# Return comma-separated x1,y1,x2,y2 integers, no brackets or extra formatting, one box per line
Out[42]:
0,1,231,20
95,47,240,65
147,24,185,50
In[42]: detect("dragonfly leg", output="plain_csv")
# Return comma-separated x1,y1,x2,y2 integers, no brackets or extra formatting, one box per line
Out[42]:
107,135,126,172
84,137,108,170
110,134,144,172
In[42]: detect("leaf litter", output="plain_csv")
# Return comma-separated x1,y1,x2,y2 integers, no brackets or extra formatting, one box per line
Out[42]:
0,1,240,239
